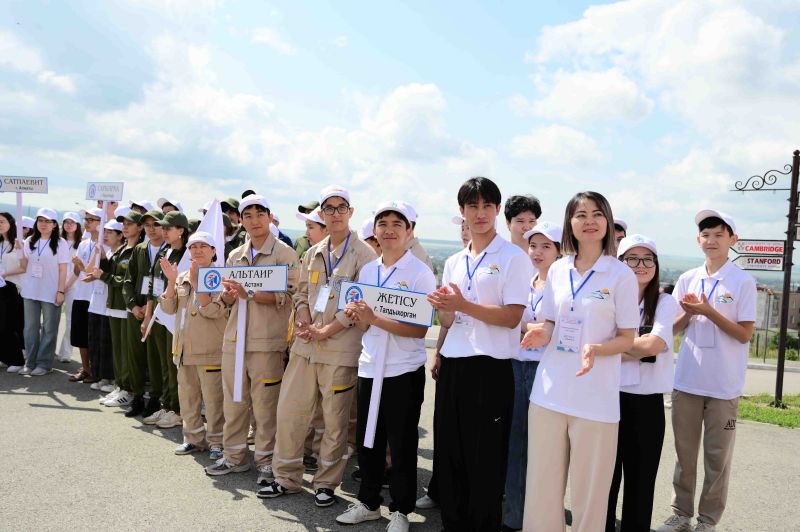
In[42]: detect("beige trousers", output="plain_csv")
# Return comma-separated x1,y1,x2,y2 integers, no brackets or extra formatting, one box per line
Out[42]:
670,390,739,526
273,355,357,490
523,404,618,532
221,350,285,467
177,363,224,448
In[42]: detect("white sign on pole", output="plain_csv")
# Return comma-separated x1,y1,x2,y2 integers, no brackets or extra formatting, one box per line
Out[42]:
732,255,785,271
196,265,288,293
337,281,434,326
731,240,785,256
0,175,48,194
85,182,124,202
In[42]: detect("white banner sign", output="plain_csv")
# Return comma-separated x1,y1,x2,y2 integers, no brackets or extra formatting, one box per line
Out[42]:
86,181,124,201
197,265,288,293
732,255,785,271
0,175,48,194
731,239,785,256
337,281,434,327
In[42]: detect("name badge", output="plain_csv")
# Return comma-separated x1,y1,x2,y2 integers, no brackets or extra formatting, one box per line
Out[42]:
31,263,44,278
152,278,165,298
314,285,332,313
556,315,583,353
454,290,477,327
140,278,151,296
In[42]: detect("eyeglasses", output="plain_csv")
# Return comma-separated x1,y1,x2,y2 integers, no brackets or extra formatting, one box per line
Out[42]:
321,204,350,215
624,257,655,268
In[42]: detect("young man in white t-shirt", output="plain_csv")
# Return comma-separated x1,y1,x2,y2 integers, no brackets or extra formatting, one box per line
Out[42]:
427,177,533,532
658,210,756,532
335,201,436,532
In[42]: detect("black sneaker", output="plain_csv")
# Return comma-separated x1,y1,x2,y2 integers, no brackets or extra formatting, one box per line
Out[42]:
314,487,336,507
257,480,300,499
124,396,145,418
141,397,161,418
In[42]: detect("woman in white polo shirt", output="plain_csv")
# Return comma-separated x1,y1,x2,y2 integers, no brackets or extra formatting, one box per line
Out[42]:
605,234,678,532
66,210,100,382
56,211,83,363
521,191,639,532
503,221,562,532
18,207,71,376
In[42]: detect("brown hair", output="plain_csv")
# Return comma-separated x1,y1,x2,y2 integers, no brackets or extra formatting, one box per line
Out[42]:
561,191,616,256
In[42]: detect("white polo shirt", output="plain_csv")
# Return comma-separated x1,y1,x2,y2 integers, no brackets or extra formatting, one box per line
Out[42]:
21,236,71,304
517,279,546,362
673,260,756,400
621,293,678,395
440,234,533,359
1,240,24,287
72,238,99,302
357,251,437,379
531,255,640,423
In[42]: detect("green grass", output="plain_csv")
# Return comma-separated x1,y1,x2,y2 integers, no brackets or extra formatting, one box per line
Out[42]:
738,394,800,428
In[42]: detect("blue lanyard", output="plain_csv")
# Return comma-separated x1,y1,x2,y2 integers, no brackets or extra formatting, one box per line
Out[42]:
326,233,351,285
568,269,595,312
529,288,543,320
0,242,7,260
250,245,257,264
701,279,719,302
464,251,487,291
378,265,397,288
36,240,48,258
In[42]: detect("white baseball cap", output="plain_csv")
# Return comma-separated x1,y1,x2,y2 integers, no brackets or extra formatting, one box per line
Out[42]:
269,223,279,237
103,220,123,232
36,207,58,222
523,221,563,244
272,213,280,223
187,231,215,248
130,199,155,211
397,201,418,223
694,209,737,235
239,194,270,214
62,211,82,224
157,197,184,212
359,217,375,240
21,216,35,229
296,209,325,226
114,206,131,219
320,185,351,206
373,200,413,225
79,208,104,220
618,234,658,258
613,218,628,232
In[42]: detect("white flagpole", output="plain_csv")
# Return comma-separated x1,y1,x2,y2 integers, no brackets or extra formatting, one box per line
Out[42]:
233,298,247,402
363,333,390,448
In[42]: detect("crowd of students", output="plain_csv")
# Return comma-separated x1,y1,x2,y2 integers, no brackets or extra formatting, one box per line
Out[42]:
0,178,756,532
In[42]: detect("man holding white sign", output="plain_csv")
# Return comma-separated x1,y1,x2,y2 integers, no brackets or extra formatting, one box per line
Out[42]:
205,195,299,488
334,201,435,532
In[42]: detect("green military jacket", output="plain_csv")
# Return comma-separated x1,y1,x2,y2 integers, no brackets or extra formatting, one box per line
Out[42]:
100,245,134,312
122,241,165,310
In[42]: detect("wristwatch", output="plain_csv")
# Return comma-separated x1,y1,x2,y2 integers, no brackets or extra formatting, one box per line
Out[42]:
246,289,256,301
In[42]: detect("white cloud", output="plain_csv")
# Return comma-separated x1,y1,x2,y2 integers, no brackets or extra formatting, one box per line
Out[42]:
252,27,296,55
510,125,605,165
333,35,349,48
0,31,76,93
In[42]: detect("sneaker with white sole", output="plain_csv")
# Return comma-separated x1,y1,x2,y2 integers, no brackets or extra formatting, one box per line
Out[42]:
335,502,381,525
7,365,23,373
175,443,203,455
100,387,121,403
256,480,301,499
90,381,103,390
143,409,168,425
30,367,52,376
99,381,116,393
656,515,693,532
314,487,336,507
208,446,223,461
386,511,410,532
18,366,33,375
103,390,132,407
205,458,250,476
256,464,274,486
415,494,438,509
155,411,182,428
694,523,715,532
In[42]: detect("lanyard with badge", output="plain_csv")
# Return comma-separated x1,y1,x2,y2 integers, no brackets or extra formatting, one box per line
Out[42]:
143,242,167,297
556,269,595,353
31,240,48,279
530,287,544,322
314,233,350,313
695,278,720,347
0,241,7,277
455,251,486,326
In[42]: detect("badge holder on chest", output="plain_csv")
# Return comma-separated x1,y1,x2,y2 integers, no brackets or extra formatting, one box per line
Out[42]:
556,270,594,354
314,234,350,313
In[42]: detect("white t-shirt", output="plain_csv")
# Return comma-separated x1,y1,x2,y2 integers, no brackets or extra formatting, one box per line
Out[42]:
620,293,678,395
673,260,757,400
72,238,99,302
531,255,640,423
357,251,437,379
63,240,79,295
440,234,534,359
516,279,546,362
88,248,111,316
0,240,24,287
21,236,71,304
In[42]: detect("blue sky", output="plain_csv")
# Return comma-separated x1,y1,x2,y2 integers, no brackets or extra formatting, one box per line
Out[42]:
1,0,799,257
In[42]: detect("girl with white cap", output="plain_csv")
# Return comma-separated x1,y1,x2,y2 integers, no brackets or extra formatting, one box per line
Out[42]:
0,212,26,371
606,234,678,532
18,207,71,375
296,208,327,260
56,211,83,363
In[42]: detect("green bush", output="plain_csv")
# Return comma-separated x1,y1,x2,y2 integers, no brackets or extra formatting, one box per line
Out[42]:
769,334,800,350
788,349,799,362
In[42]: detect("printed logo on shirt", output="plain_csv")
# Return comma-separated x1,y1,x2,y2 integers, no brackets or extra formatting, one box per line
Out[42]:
717,292,734,304
724,419,736,431
481,264,500,275
394,280,409,290
587,288,611,300
332,275,349,292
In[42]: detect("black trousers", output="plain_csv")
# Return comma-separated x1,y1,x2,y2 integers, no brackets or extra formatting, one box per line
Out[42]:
606,392,665,532
357,365,425,515
88,312,114,380
433,355,513,532
0,282,24,366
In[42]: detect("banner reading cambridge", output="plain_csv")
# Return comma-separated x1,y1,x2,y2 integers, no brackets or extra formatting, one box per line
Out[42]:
196,265,288,293
337,281,434,327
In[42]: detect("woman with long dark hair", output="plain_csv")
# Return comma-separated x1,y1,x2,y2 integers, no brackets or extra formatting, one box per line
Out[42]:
18,208,70,376
0,212,26,371
57,212,84,363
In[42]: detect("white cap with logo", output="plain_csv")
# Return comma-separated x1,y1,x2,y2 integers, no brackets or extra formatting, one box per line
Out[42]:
188,231,215,248
104,220,123,232
694,209,737,235
359,217,375,240
320,185,351,206
373,200,413,224
523,221,563,244
36,207,58,222
617,234,658,258
62,211,82,224
296,209,325,226
238,195,271,214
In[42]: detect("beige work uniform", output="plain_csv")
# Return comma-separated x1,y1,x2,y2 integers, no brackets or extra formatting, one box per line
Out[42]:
273,230,376,491
220,234,299,467
160,271,229,449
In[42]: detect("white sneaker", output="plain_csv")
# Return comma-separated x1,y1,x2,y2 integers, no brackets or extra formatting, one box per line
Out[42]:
30,367,52,376
18,366,33,375
143,409,168,426
256,464,274,486
694,523,716,532
7,365,23,373
90,381,103,390
156,411,183,428
100,387,121,403
386,511,410,532
100,381,116,393
335,502,381,525
415,494,438,509
657,515,693,532
103,390,132,407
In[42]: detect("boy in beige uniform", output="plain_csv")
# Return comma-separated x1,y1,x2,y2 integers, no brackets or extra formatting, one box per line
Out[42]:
205,195,299,487
159,231,229,461
259,185,376,507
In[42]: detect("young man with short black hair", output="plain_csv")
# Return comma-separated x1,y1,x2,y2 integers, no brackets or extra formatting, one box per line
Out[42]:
504,194,541,251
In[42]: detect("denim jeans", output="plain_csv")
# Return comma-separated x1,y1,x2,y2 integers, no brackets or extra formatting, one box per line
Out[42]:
503,359,539,530
23,298,62,371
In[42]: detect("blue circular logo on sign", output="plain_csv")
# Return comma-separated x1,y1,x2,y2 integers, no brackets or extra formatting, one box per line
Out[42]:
344,285,363,304
0,179,3,191
204,270,221,290
88,184,96,198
